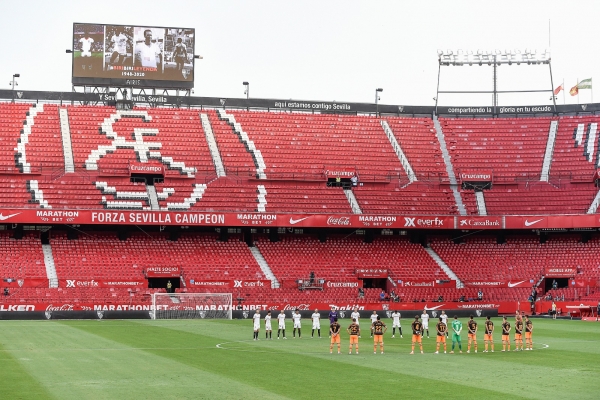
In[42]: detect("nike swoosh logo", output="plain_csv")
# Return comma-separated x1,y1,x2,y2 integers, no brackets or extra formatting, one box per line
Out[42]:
524,218,543,227
508,280,527,288
424,304,445,310
289,217,309,225
0,212,20,221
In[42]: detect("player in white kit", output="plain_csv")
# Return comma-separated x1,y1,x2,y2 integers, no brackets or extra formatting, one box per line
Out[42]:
110,29,128,65
370,311,378,338
441,311,449,337
391,311,403,338
292,309,302,338
311,309,321,338
79,35,94,57
252,309,261,340
277,311,287,339
421,310,430,338
351,307,361,338
264,311,272,340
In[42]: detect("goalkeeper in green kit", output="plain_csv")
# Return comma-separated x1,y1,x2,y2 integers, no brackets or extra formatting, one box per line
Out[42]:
450,315,463,354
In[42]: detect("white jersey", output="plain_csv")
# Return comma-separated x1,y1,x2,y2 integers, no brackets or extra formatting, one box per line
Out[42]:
173,42,187,60
293,313,302,328
391,312,402,327
351,311,360,325
311,313,320,329
441,314,448,326
136,42,161,68
277,312,286,328
421,313,430,328
253,313,261,330
79,37,94,56
112,33,128,54
264,315,272,330
370,314,378,324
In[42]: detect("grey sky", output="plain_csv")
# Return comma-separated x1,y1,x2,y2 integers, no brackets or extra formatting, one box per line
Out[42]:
0,0,597,106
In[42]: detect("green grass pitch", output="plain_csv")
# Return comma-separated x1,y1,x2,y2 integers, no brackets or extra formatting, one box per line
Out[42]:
72,51,104,58
0,317,598,399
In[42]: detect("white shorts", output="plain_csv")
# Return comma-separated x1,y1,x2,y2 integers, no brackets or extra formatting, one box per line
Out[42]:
265,323,272,331
253,323,260,330
294,322,301,329
278,324,285,330
422,323,429,330
313,324,320,330
82,50,92,57
393,322,401,328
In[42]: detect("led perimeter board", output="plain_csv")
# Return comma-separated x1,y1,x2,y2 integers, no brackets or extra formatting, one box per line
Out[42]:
72,23,195,89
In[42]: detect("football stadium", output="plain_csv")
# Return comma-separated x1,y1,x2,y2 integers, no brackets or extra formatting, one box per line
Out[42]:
0,1,599,399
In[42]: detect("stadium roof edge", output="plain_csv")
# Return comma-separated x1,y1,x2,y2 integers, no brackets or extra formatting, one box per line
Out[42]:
1,89,599,117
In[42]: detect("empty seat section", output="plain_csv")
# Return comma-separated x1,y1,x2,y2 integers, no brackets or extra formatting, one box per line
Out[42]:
0,232,46,279
227,111,406,179
256,235,446,283
440,117,551,179
354,184,458,214
483,185,598,215
385,116,448,181
551,115,600,179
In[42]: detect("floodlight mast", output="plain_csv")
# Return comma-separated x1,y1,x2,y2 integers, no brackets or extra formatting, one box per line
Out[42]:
435,49,557,115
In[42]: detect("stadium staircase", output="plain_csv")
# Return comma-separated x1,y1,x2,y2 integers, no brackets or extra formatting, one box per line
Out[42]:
16,104,43,174
217,109,267,179
475,191,487,215
249,246,279,288
257,184,267,212
587,190,600,214
42,244,58,288
58,108,75,174
540,120,558,182
146,185,160,210
432,115,466,215
423,246,463,288
380,120,416,183
199,113,226,178
344,189,362,214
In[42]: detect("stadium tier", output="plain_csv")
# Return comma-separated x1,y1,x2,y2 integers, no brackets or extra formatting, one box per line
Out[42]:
0,100,599,314
1,229,598,308
254,235,443,282
1,103,600,215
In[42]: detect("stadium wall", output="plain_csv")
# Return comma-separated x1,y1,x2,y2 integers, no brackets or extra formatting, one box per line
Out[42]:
2,89,600,116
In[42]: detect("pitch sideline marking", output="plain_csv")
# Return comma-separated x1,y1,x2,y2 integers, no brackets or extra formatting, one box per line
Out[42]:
216,340,550,353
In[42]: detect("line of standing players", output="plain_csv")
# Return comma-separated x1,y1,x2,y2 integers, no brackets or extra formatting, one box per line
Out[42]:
252,307,534,354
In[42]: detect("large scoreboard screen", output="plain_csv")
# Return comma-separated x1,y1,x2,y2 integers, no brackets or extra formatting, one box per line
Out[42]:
72,23,195,89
